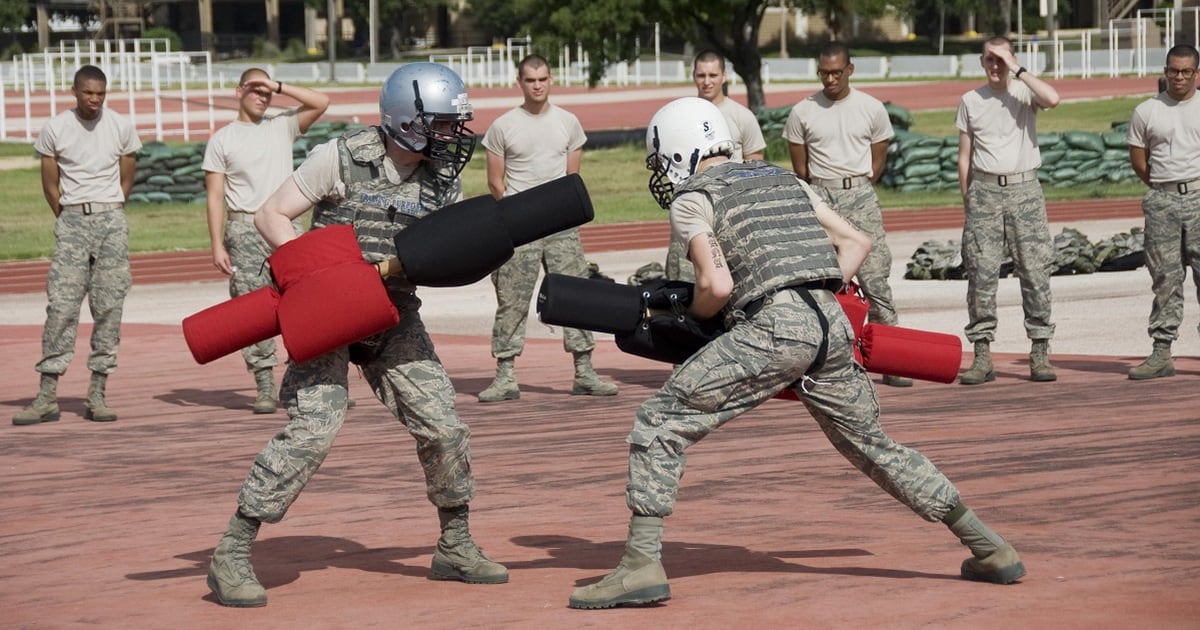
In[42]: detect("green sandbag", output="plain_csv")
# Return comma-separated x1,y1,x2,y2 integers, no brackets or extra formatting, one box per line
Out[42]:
127,192,152,204
164,156,191,169
903,145,941,161
172,162,204,177
146,174,175,186
1050,167,1079,182
1103,148,1128,162
903,162,942,178
1041,149,1066,165
884,102,913,130
144,191,173,203
939,146,958,160
1102,131,1127,149
1037,132,1062,148
1063,131,1105,153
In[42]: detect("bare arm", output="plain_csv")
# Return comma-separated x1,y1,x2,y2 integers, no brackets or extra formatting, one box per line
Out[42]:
485,150,506,200
282,82,331,133
869,140,888,182
743,150,764,161
814,201,871,284
119,153,137,200
566,147,582,176
1019,72,1060,110
204,171,233,275
687,231,734,320
957,130,973,198
1129,145,1151,187
253,176,314,251
40,155,62,217
788,141,809,181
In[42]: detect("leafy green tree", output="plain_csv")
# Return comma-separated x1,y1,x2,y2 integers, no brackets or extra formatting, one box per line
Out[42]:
0,0,31,31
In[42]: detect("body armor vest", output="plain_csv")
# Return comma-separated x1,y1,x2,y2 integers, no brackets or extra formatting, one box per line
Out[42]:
311,127,458,296
677,161,842,310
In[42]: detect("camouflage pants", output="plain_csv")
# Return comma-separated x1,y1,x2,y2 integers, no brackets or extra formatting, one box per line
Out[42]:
816,184,898,325
237,299,474,523
962,179,1056,342
490,228,593,359
663,239,696,283
1141,188,1200,343
626,288,960,522
225,219,299,372
37,208,132,375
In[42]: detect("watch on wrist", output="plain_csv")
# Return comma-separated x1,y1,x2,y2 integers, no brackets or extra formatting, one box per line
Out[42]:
276,81,284,94
1015,67,1027,79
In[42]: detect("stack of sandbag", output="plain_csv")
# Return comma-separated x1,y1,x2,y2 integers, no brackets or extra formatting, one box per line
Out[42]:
880,130,959,192
128,142,207,204
1037,127,1138,187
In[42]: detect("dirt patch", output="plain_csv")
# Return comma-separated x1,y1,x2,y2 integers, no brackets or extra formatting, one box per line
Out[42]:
0,155,37,170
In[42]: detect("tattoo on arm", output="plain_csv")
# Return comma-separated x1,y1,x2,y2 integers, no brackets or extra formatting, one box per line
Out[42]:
706,232,723,269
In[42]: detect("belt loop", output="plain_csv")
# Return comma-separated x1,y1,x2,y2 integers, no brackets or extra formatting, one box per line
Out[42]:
82,202,92,215
998,174,1008,187
1180,182,1189,195
842,177,852,190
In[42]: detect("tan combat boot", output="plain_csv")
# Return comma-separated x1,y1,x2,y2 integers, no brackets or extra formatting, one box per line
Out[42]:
944,503,1026,585
959,341,995,385
1128,342,1175,380
252,368,277,414
429,505,509,583
85,372,118,422
478,358,519,403
208,511,267,607
569,515,671,609
1029,339,1057,382
12,374,60,426
571,351,619,396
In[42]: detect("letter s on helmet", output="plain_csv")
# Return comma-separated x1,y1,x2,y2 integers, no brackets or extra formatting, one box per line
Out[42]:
380,62,477,178
645,97,734,209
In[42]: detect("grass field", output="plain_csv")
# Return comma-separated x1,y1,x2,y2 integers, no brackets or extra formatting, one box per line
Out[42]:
0,96,1150,261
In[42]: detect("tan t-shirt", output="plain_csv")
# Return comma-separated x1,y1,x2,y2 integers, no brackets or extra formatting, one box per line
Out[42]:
1127,92,1200,183
34,107,142,205
670,170,830,255
202,112,301,213
956,80,1043,175
291,137,463,207
714,97,767,160
783,88,893,179
482,104,586,196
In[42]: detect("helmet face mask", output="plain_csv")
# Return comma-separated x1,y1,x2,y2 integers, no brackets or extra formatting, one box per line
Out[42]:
644,97,733,210
380,63,477,179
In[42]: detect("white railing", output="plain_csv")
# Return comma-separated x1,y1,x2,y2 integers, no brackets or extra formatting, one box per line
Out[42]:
1,38,216,143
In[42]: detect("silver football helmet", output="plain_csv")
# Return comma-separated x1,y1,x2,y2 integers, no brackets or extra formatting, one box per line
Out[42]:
380,62,477,177
645,97,734,209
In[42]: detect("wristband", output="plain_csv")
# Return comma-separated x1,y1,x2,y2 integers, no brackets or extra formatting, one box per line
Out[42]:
276,81,283,94
1015,67,1027,79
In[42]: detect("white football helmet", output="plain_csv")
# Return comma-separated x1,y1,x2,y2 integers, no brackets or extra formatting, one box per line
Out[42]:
645,97,734,209
380,62,477,177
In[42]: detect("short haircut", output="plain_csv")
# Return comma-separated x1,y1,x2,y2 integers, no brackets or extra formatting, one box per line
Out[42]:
1166,44,1199,67
693,50,725,73
982,36,1014,53
73,65,107,87
518,54,550,76
239,67,271,85
819,41,851,63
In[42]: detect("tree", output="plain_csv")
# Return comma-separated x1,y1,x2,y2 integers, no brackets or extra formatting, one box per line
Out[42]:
793,0,894,41
467,0,779,112
0,0,31,32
